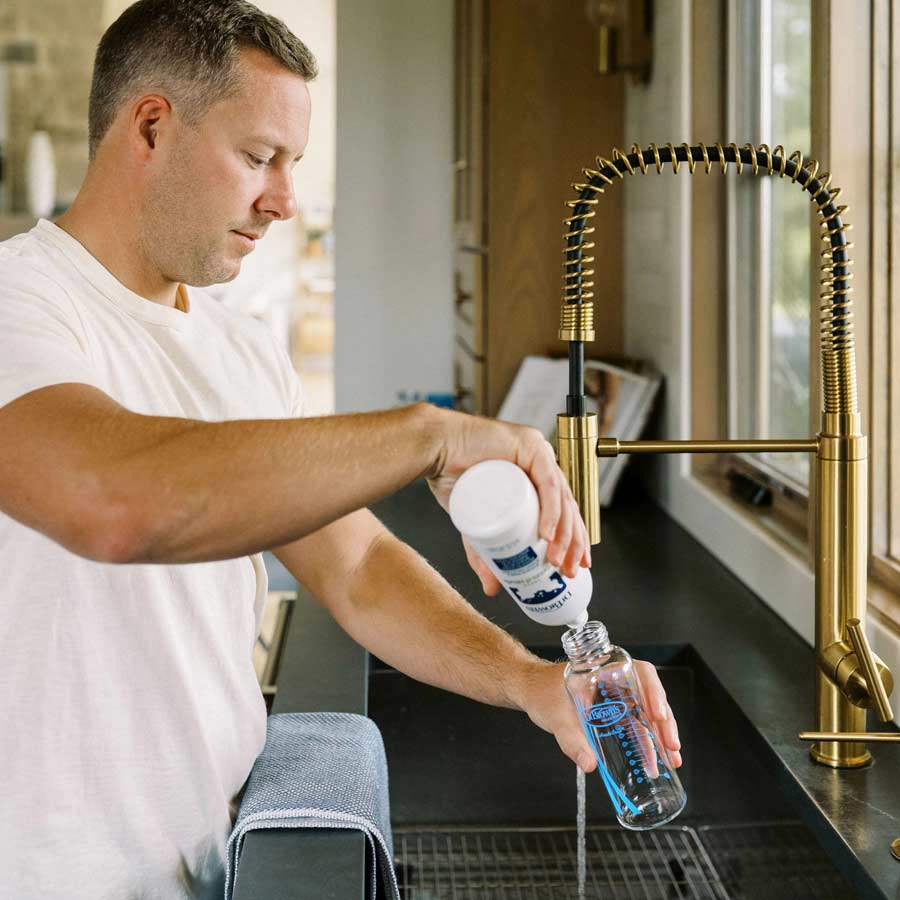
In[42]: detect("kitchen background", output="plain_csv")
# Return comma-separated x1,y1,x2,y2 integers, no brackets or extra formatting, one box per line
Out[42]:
2,0,899,716
0,0,338,416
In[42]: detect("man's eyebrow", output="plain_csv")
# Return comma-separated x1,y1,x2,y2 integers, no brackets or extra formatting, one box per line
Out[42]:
249,136,304,162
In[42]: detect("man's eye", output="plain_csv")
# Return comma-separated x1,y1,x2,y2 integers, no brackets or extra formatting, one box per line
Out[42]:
246,153,269,168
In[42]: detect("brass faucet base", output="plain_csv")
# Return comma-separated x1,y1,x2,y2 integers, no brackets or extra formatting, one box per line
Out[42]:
809,746,872,769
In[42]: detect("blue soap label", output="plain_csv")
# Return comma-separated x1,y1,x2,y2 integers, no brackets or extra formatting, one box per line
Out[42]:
492,546,538,572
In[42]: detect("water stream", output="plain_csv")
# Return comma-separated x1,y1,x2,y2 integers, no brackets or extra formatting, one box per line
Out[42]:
577,765,586,899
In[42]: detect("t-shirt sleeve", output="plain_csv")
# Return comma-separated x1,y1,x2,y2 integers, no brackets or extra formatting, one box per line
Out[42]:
0,268,100,411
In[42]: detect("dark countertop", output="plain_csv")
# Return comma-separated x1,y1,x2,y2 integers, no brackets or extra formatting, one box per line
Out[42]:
238,474,900,900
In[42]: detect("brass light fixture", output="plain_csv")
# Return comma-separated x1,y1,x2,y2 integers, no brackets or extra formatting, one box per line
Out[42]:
557,142,898,768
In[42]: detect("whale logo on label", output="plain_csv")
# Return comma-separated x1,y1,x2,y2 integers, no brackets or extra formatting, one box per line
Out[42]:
509,572,568,606
582,701,628,728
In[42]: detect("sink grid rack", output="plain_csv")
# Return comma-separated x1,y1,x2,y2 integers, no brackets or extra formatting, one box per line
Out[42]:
392,822,857,899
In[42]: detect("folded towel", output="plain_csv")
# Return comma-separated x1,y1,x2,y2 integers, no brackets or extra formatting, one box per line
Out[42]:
225,712,400,900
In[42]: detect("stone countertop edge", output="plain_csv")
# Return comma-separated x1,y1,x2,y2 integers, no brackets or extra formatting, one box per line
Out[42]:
238,477,900,900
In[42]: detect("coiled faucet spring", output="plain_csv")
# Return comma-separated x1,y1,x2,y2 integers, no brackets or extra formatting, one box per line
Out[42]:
560,142,856,419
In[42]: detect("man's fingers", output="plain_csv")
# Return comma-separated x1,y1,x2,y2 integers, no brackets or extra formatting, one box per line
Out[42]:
634,659,668,722
634,660,683,769
516,432,591,576
536,470,562,544
658,703,681,759
561,497,586,578
518,434,562,542
558,728,597,773
634,721,659,779
550,482,574,569
632,660,669,777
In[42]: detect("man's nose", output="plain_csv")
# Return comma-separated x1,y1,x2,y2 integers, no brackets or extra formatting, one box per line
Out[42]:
256,169,298,221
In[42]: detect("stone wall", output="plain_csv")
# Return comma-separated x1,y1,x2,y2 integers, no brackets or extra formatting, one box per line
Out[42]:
2,0,105,213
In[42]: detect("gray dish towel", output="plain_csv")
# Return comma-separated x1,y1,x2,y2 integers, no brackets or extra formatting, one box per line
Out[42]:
224,711,400,900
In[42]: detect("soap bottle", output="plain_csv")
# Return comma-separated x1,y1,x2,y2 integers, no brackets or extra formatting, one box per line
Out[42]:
562,620,686,829
448,459,592,628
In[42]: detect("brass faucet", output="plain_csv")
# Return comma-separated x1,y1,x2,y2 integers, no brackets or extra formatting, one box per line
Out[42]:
556,142,896,768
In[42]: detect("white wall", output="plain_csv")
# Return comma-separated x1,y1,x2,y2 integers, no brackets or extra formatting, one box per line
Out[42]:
623,0,693,504
260,0,336,230
334,0,454,413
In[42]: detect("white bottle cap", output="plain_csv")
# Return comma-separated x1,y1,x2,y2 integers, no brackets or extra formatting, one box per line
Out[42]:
448,459,536,542
566,609,589,630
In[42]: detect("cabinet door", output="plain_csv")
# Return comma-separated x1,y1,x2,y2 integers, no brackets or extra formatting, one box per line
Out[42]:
483,0,625,415
454,248,484,357
454,337,485,413
453,0,485,249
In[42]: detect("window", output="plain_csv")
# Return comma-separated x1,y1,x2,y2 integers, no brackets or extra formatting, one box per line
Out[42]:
727,0,812,496
869,0,900,614
720,0,900,627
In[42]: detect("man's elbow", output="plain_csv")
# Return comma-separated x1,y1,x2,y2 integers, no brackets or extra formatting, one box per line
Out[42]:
69,486,148,565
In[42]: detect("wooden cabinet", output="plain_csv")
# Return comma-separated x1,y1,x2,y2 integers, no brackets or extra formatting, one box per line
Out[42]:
453,0,626,416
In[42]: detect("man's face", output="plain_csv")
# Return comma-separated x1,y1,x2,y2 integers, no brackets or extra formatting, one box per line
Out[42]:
140,48,311,287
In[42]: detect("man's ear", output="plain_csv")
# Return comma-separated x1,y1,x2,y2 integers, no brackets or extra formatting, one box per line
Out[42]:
130,94,173,161
139,116,159,150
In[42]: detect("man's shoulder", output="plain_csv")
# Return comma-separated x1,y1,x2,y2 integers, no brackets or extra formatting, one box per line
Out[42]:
0,226,75,301
0,225,43,270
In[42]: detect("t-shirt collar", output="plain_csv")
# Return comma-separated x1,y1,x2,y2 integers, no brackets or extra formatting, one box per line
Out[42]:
36,218,194,332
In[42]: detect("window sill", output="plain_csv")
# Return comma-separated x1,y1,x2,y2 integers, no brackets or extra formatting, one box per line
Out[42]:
692,466,900,637
868,576,900,638
691,465,812,569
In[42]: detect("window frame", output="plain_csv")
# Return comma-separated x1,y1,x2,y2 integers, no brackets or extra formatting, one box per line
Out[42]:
625,0,900,659
726,0,813,501
868,0,900,619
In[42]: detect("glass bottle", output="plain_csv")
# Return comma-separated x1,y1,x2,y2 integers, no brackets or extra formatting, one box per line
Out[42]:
562,621,686,829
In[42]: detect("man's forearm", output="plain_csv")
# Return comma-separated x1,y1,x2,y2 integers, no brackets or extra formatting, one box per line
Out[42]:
111,403,441,563
338,530,547,711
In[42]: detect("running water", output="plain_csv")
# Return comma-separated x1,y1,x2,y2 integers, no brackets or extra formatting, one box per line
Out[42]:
576,765,586,900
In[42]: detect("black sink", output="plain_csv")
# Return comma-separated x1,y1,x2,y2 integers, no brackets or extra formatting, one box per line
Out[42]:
369,644,860,898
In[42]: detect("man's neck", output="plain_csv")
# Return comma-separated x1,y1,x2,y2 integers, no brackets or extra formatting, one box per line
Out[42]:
55,192,180,309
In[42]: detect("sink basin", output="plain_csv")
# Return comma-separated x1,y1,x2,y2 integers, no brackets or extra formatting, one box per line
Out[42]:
368,644,860,899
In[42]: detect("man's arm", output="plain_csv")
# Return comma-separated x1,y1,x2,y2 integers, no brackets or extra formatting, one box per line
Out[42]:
0,384,438,563
275,511,683,771
275,507,538,709
0,383,589,572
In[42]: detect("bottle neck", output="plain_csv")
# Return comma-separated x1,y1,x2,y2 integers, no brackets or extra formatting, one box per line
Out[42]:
561,620,612,667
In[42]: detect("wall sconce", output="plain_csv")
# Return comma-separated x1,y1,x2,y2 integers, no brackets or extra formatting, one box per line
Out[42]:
584,0,653,85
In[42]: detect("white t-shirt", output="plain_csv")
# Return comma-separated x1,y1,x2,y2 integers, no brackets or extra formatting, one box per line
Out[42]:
0,220,306,900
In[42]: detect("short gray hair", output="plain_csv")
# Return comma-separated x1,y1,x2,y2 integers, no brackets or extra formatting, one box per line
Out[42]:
88,0,318,161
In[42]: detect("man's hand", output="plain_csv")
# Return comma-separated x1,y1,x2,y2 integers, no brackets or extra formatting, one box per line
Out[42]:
515,658,682,774
427,410,591,592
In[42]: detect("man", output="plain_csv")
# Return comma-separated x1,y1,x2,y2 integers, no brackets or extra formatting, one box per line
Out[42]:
0,2,681,897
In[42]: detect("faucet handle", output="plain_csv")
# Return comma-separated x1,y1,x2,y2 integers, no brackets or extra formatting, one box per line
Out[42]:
847,617,894,722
